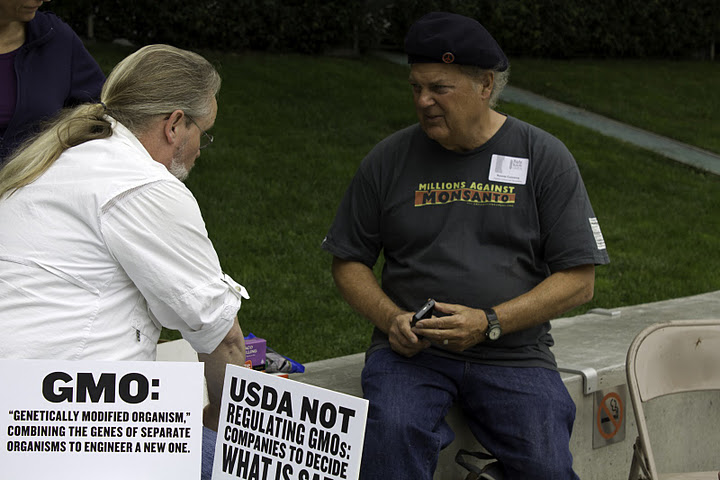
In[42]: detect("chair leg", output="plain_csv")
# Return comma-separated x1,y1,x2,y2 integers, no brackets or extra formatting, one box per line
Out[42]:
628,437,651,480
628,452,640,480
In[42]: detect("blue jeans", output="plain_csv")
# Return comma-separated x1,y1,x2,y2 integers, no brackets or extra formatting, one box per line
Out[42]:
360,348,579,480
202,427,216,480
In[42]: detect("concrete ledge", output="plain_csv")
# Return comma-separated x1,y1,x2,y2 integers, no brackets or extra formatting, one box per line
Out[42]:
293,291,720,479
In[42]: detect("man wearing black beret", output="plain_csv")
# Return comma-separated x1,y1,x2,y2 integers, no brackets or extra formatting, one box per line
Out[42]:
322,11,609,480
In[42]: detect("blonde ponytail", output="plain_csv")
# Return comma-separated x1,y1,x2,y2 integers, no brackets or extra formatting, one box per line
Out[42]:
0,103,111,198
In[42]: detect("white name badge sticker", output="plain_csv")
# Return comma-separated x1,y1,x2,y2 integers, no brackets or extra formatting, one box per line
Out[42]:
0,359,204,480
489,154,529,185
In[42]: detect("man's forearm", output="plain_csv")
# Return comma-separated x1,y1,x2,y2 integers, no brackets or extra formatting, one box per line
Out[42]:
332,256,432,357
331,256,405,334
493,264,596,335
197,319,245,430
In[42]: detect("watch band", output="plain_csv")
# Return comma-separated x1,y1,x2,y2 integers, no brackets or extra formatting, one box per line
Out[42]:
483,308,502,341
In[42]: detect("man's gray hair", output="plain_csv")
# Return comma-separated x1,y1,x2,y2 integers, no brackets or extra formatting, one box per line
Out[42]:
460,63,510,109
104,44,221,134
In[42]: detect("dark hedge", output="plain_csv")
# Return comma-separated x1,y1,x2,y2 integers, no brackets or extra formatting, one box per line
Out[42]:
49,0,718,59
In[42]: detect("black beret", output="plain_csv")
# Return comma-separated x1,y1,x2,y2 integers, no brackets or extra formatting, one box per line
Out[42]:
404,12,508,71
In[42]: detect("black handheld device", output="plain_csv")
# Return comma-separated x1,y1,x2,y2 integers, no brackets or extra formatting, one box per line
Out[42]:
411,298,435,327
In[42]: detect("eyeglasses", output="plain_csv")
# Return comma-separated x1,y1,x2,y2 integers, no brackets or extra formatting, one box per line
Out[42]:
186,115,214,150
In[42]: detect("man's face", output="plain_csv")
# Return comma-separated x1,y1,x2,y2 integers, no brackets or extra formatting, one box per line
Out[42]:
409,63,488,152
170,97,217,181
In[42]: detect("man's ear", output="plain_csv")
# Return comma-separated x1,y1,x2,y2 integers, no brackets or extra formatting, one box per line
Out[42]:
480,72,495,99
163,109,186,144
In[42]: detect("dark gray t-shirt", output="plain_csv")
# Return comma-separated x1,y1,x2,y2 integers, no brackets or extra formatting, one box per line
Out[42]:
322,116,610,368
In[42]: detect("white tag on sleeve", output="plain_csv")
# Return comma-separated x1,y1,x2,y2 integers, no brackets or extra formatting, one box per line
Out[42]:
589,217,607,250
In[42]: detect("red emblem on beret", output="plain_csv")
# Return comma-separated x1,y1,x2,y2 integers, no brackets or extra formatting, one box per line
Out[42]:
442,52,455,63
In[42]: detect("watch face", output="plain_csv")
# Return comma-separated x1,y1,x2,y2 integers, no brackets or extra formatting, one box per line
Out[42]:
488,327,501,341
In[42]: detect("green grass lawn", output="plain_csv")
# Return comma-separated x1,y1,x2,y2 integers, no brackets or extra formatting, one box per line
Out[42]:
508,58,720,154
88,43,719,363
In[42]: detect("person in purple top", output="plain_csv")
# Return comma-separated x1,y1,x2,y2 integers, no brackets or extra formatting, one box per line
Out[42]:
0,0,105,165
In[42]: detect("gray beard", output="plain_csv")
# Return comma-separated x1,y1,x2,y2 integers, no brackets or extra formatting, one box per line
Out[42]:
169,142,190,181
169,156,189,181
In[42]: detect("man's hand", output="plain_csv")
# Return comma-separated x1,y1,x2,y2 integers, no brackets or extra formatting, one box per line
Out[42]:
203,403,221,432
331,257,433,357
412,301,487,351
387,311,431,357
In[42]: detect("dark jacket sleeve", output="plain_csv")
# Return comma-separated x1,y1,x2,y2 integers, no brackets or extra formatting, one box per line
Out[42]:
65,21,106,106
0,12,105,164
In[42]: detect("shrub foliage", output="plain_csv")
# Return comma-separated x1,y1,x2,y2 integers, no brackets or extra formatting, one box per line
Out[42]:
50,0,718,58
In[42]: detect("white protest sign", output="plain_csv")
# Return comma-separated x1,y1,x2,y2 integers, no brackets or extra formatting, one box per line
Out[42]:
213,365,368,480
0,359,204,480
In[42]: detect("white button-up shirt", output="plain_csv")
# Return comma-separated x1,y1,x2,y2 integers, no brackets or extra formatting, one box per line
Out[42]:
0,120,248,360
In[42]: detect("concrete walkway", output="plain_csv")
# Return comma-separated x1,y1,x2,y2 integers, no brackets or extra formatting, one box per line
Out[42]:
372,50,720,175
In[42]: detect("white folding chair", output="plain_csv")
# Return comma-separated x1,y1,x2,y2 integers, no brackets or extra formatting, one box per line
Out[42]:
626,320,720,480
